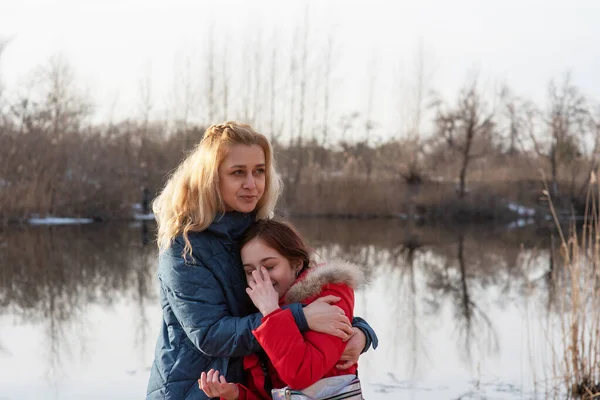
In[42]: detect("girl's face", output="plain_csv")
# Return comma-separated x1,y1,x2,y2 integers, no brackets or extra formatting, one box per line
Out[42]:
218,144,266,213
241,238,302,298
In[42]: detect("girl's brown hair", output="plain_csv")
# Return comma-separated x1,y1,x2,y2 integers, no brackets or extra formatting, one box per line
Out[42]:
240,219,313,272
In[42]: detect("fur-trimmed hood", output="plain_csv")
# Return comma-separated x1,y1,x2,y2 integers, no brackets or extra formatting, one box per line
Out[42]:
284,258,365,304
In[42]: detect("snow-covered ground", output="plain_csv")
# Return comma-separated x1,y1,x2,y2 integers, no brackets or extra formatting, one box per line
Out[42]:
28,217,95,225
134,213,155,221
507,202,536,217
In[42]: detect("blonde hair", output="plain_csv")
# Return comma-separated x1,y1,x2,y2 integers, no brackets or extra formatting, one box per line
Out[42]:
153,122,282,256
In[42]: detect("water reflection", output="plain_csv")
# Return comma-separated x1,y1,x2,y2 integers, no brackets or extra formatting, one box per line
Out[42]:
0,219,561,399
0,222,157,385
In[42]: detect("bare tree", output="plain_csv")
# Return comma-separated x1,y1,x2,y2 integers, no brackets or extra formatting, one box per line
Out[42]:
0,38,8,114
138,65,153,131
221,35,230,121
171,55,197,130
433,79,496,199
30,55,93,136
252,29,264,124
408,38,435,143
205,23,217,123
267,42,282,142
320,33,333,149
541,74,587,197
137,66,154,191
499,86,526,155
287,5,310,206
577,105,600,198
296,4,309,145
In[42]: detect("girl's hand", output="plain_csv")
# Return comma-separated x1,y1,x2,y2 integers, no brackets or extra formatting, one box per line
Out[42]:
246,267,279,316
303,295,354,340
199,369,239,400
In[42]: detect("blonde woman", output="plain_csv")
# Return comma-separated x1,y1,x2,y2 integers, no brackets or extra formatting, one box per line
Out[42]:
146,122,378,400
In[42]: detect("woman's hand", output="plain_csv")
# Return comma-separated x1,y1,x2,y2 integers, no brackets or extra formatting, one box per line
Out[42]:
336,328,366,369
246,267,280,316
303,295,354,340
199,369,239,400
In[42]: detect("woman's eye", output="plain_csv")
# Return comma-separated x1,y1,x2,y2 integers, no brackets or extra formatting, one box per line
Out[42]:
233,170,245,176
254,168,265,175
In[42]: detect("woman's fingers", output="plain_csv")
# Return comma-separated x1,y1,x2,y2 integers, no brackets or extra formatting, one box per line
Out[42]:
329,306,351,325
336,359,357,369
333,328,353,341
314,294,341,304
338,321,354,337
331,305,346,317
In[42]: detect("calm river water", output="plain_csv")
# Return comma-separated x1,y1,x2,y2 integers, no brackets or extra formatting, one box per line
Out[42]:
0,219,566,399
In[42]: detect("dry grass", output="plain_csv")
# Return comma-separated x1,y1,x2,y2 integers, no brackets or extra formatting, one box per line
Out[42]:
0,123,203,221
546,172,600,399
0,120,590,221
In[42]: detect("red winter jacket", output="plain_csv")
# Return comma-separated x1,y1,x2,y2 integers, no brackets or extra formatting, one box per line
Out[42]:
232,259,364,400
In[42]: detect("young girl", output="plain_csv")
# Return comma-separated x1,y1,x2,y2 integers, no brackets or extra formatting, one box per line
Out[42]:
199,219,365,400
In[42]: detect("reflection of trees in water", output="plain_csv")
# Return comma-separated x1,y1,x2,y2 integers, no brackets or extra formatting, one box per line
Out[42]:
133,221,155,366
521,235,557,312
294,219,550,377
0,222,156,378
424,234,500,366
0,219,560,386
388,234,429,380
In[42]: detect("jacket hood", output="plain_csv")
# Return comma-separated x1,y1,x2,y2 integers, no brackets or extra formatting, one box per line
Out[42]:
284,258,365,304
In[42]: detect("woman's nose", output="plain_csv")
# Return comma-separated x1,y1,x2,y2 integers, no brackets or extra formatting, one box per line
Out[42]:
243,174,256,189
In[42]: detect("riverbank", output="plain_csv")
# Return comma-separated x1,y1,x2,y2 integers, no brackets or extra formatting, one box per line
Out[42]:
3,179,581,227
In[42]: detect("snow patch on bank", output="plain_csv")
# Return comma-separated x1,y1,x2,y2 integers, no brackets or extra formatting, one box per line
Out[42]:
134,213,155,221
507,202,536,216
28,217,94,225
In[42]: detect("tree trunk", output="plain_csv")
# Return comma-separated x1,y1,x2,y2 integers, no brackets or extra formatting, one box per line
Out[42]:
550,143,559,197
458,123,474,199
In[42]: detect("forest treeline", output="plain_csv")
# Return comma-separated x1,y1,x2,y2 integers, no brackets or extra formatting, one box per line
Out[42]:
1,37,598,223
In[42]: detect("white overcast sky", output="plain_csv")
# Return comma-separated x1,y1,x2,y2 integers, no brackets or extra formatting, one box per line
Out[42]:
0,0,599,140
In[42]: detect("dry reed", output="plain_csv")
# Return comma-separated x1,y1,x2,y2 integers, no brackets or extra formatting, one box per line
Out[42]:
546,171,600,399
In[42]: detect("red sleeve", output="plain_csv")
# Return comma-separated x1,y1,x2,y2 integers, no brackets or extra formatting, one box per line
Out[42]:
252,283,354,389
229,383,265,400
228,355,271,400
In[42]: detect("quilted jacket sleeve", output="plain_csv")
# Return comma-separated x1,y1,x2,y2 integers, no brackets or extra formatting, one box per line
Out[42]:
252,283,354,389
352,316,379,352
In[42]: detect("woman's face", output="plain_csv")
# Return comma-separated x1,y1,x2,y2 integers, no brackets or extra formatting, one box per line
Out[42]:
218,144,266,213
241,238,301,298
